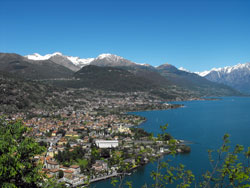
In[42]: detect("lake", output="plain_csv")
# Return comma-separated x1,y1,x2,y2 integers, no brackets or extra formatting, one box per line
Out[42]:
92,97,250,187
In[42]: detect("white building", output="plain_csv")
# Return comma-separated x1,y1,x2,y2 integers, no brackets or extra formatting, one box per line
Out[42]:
95,140,119,148
118,125,131,134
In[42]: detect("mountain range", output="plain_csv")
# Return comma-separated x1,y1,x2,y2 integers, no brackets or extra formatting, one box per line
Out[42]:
26,52,93,71
26,52,250,94
196,63,250,94
0,52,242,100
0,53,74,79
25,52,152,71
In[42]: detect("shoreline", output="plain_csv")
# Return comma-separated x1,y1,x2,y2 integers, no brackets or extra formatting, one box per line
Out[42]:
90,96,250,188
89,101,194,187
124,97,220,116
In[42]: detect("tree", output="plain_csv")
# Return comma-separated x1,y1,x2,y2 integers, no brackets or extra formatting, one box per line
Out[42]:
0,117,62,188
39,141,48,147
91,147,101,163
0,117,45,187
58,170,64,179
200,134,250,188
157,124,173,141
101,148,110,158
78,159,89,173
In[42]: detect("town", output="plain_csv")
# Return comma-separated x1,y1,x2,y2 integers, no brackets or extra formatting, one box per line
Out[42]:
3,88,190,187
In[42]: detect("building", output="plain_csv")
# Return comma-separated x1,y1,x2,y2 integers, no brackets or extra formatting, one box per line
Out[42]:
92,160,108,172
95,140,119,148
65,131,79,138
118,125,131,134
46,160,59,169
51,130,57,137
64,170,74,176
70,165,81,174
49,169,60,177
58,138,67,146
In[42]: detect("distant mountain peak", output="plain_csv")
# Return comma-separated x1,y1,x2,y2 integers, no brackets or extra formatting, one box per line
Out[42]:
96,53,125,61
158,63,174,67
197,63,250,77
52,52,63,56
159,63,171,66
157,63,178,70
25,52,95,68
89,53,139,67
199,62,250,94
25,52,63,61
98,53,116,58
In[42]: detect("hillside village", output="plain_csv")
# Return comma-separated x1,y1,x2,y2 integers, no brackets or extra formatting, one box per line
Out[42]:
4,89,189,187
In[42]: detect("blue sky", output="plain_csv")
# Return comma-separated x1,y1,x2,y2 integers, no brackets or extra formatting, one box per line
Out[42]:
1,0,250,72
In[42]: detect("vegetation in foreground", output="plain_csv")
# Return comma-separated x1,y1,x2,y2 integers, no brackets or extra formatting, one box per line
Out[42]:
0,117,64,188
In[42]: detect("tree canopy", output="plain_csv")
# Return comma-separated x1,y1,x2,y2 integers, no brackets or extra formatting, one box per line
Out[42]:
0,117,63,188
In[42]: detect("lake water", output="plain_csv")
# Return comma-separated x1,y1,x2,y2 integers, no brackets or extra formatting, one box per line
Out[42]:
92,97,250,187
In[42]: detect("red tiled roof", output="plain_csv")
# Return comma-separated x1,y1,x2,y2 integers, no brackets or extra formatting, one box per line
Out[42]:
64,170,73,173
47,160,58,165
70,165,80,169
50,169,59,173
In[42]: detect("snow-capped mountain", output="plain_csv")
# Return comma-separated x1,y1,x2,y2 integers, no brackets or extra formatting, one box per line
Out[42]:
197,63,250,94
24,52,249,94
25,52,131,67
197,63,250,77
1,52,241,96
25,52,151,70
90,53,140,67
25,52,94,70
96,53,123,61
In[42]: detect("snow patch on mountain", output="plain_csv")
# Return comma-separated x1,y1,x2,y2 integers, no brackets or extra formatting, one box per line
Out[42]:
25,52,62,61
179,67,191,72
66,56,95,67
195,70,211,77
138,63,152,67
96,53,125,61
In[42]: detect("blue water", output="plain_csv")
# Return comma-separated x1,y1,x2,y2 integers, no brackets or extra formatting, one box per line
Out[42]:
92,97,250,187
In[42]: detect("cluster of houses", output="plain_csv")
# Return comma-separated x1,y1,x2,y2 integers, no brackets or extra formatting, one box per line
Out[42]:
22,111,139,186
35,135,121,186
4,89,182,186
42,158,86,186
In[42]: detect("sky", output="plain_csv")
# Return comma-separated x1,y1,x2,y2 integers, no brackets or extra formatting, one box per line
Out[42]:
0,0,250,72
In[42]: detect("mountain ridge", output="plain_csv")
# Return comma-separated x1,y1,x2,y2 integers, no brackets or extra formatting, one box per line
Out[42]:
2,52,242,97
0,53,74,79
25,52,152,69
197,63,250,77
196,63,250,94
